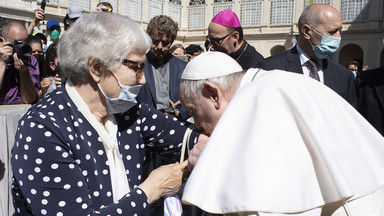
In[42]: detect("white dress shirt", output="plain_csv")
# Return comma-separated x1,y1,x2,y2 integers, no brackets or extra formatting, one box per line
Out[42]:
296,44,324,83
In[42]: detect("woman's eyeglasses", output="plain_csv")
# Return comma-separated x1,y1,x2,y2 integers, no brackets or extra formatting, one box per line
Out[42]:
121,59,145,80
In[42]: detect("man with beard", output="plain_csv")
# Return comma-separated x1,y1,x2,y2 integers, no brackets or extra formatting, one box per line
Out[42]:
136,15,189,215
137,15,187,120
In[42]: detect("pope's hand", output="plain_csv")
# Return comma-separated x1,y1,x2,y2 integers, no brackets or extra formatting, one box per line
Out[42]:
188,134,209,171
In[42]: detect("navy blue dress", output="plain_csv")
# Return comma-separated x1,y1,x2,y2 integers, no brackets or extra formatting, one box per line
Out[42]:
11,84,199,216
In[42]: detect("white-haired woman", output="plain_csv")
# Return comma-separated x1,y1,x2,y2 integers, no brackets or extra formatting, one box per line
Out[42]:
11,12,203,215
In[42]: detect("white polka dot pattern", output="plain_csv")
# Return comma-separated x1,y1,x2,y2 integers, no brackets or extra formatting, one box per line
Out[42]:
11,86,199,215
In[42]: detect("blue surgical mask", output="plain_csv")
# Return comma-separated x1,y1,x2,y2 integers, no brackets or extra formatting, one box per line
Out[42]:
351,70,357,78
98,71,142,114
309,27,341,59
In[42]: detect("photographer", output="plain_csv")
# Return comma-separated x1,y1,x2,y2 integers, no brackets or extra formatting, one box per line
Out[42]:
0,22,40,105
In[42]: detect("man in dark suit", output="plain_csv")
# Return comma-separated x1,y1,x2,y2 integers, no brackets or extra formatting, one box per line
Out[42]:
259,4,356,107
358,67,384,136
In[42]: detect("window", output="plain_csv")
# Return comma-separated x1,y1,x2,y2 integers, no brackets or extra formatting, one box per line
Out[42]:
341,0,369,21
169,0,182,27
148,0,163,21
270,0,294,25
99,0,118,12
189,0,206,29
125,0,142,21
304,0,330,7
240,0,262,27
213,0,233,17
69,0,90,11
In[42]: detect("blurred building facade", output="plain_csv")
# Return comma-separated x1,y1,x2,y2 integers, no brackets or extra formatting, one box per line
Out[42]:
0,0,383,69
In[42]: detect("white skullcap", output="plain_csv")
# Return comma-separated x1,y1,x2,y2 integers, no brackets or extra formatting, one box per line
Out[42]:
181,51,243,80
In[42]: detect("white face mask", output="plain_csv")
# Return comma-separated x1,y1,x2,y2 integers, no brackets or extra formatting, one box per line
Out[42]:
98,71,142,114
43,44,48,53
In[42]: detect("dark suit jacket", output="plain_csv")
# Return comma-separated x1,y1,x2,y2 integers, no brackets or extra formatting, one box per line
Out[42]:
358,67,384,136
137,52,188,121
259,47,357,107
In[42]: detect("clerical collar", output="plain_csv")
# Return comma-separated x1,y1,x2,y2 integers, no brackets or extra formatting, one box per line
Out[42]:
230,41,247,61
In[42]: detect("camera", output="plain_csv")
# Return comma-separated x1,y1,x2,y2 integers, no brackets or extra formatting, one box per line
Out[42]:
8,40,32,65
41,0,47,11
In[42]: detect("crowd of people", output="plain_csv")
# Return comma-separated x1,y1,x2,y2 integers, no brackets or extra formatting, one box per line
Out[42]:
0,2,383,216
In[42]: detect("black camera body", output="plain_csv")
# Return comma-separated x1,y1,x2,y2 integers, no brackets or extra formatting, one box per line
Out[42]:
41,0,47,11
8,40,32,65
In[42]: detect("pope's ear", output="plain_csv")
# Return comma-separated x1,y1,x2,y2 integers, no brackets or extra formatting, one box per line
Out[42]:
88,58,103,83
202,81,223,109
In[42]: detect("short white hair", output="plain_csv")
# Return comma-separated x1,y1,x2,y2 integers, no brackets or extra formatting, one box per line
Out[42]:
58,12,151,84
180,71,245,108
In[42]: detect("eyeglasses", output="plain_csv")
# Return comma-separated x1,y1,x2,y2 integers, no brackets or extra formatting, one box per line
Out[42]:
152,39,172,47
206,31,234,46
121,59,145,80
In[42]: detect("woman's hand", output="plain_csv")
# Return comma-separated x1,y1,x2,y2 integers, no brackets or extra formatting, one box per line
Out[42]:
138,160,188,204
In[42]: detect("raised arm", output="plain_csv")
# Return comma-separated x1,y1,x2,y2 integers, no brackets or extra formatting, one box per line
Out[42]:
27,8,45,35
13,54,39,104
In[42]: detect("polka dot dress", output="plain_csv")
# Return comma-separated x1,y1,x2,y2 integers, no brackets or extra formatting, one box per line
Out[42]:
11,85,199,215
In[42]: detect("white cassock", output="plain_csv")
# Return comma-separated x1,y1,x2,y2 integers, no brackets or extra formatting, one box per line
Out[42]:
182,69,384,216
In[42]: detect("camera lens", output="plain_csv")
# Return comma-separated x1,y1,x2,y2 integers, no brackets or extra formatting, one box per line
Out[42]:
19,44,32,58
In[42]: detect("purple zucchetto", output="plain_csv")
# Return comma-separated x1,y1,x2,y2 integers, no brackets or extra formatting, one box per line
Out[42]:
211,9,241,28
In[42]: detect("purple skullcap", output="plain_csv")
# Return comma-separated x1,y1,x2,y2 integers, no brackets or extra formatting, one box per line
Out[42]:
211,8,241,28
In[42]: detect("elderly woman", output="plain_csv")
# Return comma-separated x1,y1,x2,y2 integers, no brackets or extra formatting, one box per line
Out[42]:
11,13,202,215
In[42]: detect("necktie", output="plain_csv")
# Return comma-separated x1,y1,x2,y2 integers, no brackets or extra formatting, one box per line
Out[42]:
305,59,320,81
